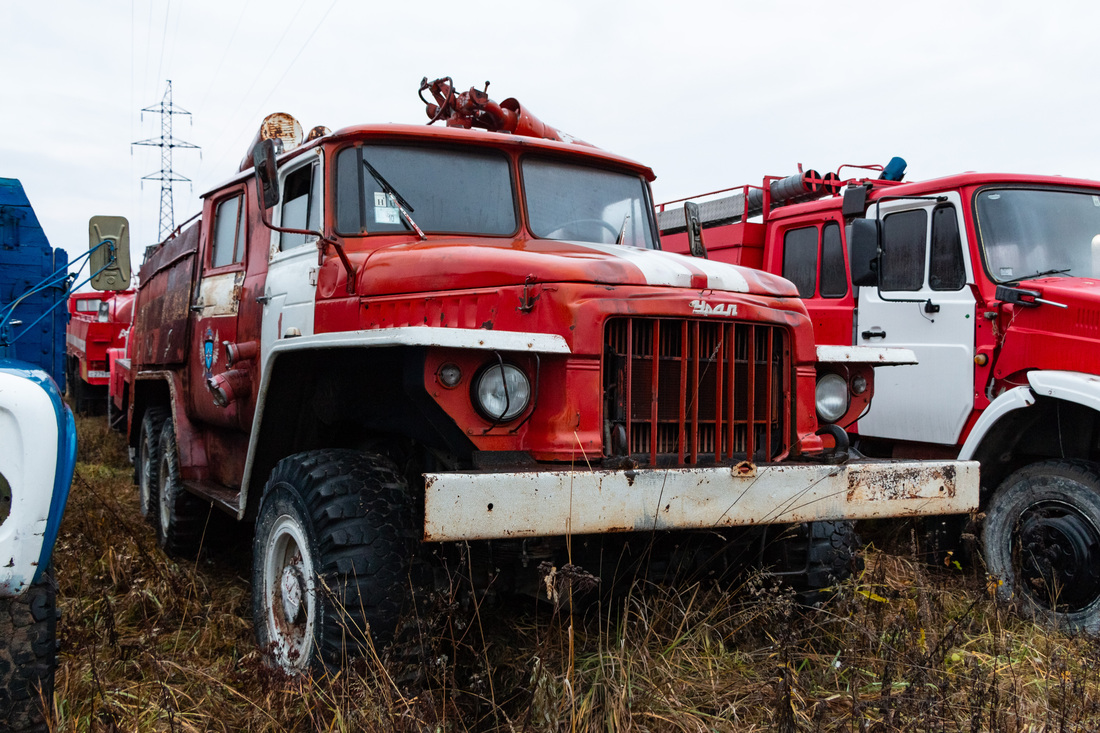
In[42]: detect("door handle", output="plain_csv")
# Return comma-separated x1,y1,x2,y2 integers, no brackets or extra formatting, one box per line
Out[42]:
255,294,272,305
861,329,886,340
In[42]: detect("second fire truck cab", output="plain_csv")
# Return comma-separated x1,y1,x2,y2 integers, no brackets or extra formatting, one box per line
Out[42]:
661,163,1100,633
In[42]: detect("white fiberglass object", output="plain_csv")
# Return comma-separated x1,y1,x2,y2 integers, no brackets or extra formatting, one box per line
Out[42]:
0,362,76,597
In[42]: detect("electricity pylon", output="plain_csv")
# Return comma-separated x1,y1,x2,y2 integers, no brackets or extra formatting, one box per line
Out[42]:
133,80,200,242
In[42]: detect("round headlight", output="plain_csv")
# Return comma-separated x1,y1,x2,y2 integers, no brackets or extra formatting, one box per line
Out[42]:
815,373,849,424
474,363,531,421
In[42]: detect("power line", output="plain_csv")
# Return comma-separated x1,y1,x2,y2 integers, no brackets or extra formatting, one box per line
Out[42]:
133,81,200,242
197,0,337,191
153,0,172,95
251,0,339,116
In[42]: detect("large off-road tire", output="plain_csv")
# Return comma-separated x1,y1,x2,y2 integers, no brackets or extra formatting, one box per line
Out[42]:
136,407,169,522
983,460,1100,633
155,419,208,557
762,520,862,605
252,450,416,674
0,570,58,733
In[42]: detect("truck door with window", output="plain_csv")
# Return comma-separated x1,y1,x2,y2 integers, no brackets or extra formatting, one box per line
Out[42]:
190,186,250,430
774,217,854,347
259,150,322,369
854,194,976,445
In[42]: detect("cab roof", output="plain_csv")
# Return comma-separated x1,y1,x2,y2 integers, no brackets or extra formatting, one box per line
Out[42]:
204,122,654,198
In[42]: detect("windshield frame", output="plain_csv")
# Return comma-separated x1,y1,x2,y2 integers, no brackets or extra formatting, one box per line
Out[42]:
973,183,1100,284
519,153,660,250
332,140,521,238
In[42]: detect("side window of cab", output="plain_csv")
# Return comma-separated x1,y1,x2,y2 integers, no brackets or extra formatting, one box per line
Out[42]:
211,194,245,268
279,161,321,251
880,209,927,291
781,222,848,299
879,204,967,292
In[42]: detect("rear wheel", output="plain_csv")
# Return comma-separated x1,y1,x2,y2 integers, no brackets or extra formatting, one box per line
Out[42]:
983,460,1100,633
0,569,58,733
252,450,415,674
136,407,168,522
156,419,207,557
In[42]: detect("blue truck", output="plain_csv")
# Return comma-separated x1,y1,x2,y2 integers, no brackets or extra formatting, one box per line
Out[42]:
0,178,128,731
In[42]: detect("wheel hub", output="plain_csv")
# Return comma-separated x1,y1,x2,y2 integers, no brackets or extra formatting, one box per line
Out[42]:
280,562,305,625
1017,502,1100,612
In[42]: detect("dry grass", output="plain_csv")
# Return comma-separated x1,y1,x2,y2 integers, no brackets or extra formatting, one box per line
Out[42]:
49,416,1100,731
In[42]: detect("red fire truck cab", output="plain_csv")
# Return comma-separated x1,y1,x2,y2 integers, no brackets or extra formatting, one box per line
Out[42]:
114,84,977,673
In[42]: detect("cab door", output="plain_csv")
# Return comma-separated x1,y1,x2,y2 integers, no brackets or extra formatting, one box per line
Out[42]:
259,150,322,372
189,186,249,429
854,192,977,445
775,217,854,346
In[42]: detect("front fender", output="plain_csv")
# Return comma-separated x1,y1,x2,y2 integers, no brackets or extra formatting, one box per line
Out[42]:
1026,370,1100,411
958,370,1100,461
0,361,76,596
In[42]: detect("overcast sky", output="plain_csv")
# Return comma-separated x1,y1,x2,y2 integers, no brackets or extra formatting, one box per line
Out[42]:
2,1,1097,280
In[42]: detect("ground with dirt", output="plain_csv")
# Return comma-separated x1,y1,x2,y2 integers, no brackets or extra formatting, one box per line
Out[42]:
41,417,1100,731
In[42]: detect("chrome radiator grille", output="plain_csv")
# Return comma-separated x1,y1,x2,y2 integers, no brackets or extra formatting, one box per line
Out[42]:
603,318,790,465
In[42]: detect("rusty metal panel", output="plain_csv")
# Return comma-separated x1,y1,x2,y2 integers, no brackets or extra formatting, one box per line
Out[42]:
197,272,243,317
134,223,199,366
422,459,979,542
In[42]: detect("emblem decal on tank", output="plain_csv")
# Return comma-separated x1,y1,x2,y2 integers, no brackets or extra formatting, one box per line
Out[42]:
689,300,737,317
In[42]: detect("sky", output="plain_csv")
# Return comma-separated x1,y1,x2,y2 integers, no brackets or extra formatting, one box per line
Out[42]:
2,0,1098,281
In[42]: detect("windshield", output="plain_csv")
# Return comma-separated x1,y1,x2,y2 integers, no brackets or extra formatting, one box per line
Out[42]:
335,144,516,235
976,187,1100,282
523,158,656,249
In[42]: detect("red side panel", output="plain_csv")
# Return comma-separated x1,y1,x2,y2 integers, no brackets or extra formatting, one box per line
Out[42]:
133,224,199,368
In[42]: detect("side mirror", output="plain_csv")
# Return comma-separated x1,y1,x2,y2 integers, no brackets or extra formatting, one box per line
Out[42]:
88,216,131,291
849,218,880,288
684,201,708,259
253,138,280,210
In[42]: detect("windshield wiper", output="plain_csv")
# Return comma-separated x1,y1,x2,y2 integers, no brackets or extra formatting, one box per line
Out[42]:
1004,268,1071,285
616,214,631,245
362,158,425,240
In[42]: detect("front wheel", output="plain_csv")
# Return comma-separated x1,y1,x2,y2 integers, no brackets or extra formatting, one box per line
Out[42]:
252,450,415,674
983,460,1100,632
0,570,58,733
762,520,862,605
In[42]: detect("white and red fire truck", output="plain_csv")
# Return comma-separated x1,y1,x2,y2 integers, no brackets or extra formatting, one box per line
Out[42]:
111,81,977,674
660,161,1100,632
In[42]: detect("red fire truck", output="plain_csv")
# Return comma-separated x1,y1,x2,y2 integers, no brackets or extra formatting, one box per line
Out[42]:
660,161,1100,632
65,289,133,415
112,81,976,673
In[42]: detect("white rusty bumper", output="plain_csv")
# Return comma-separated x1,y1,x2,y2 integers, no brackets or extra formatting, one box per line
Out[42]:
422,459,979,542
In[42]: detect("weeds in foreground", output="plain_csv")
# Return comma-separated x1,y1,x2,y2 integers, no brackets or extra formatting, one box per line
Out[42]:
52,417,1100,730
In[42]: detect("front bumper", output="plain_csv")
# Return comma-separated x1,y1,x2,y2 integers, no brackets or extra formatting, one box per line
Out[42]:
423,459,979,541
